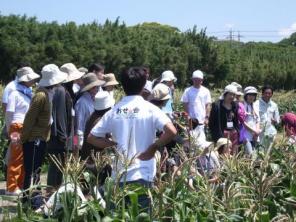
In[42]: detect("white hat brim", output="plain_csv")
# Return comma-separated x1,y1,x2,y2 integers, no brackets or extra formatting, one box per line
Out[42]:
64,71,85,83
18,73,40,82
38,71,68,87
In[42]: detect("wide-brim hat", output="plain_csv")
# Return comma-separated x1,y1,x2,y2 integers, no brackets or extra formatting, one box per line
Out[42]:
151,83,171,101
17,67,40,82
219,84,238,100
39,64,68,87
80,73,105,92
160,70,177,82
94,91,115,111
231,82,243,96
60,63,85,83
244,86,258,95
103,73,119,87
214,138,232,151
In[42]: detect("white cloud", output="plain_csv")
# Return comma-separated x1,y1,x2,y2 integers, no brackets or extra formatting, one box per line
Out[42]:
278,22,296,37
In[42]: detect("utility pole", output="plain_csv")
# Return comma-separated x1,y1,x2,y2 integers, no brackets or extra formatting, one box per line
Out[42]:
229,28,233,47
238,31,241,42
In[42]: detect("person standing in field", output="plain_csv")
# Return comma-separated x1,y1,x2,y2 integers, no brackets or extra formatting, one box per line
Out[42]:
21,64,67,198
46,63,84,190
88,63,105,80
180,70,211,141
75,73,105,149
254,85,280,149
158,70,177,118
88,67,177,213
281,112,296,144
208,84,240,154
5,67,40,195
102,73,119,101
239,87,261,155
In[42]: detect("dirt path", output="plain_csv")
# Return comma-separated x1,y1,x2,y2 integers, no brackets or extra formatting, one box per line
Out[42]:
0,174,47,221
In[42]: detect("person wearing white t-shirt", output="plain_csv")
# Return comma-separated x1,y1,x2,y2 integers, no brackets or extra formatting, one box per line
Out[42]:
88,67,176,212
181,70,211,140
5,67,40,195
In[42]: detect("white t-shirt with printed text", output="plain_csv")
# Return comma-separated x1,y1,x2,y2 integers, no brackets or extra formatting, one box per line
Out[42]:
91,95,171,182
180,86,211,123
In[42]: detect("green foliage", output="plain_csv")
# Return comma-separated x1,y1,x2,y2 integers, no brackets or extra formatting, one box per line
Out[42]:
1,14,296,89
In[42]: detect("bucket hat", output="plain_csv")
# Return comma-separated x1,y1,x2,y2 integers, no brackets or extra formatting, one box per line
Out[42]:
17,67,40,82
39,64,68,87
60,63,85,83
80,73,105,92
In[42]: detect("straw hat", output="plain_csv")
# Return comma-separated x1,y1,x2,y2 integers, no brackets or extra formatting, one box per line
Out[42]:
151,83,171,101
39,64,68,87
214,138,232,151
17,67,40,82
103,73,119,87
80,73,105,92
60,63,85,83
160,70,177,82
94,91,115,111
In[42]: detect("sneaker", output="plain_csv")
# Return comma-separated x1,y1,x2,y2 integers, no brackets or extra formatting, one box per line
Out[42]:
5,189,22,196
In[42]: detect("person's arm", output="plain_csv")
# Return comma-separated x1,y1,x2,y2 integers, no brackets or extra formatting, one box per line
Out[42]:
21,92,45,143
204,103,211,125
137,122,177,161
183,102,189,114
273,104,280,125
87,135,117,149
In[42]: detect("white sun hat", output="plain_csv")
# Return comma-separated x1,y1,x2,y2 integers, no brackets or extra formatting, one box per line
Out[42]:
94,91,115,111
220,84,238,100
160,70,177,82
39,64,68,87
192,70,204,79
244,86,258,95
151,83,171,101
231,82,243,96
17,67,40,82
60,63,85,83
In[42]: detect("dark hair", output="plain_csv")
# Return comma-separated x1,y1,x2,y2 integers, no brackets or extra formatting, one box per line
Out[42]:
88,63,105,73
17,62,31,69
121,67,147,95
262,85,273,94
243,93,257,102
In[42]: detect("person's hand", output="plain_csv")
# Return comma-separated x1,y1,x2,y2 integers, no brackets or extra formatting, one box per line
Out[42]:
137,143,158,161
204,118,209,126
10,132,21,145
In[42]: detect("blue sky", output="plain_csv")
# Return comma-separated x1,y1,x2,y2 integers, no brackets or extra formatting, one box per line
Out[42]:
1,0,296,42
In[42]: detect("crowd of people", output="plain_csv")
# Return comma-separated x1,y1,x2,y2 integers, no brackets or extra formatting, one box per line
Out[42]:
1,62,296,213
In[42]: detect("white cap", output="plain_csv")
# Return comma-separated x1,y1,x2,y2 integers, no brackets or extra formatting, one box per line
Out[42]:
244,86,258,95
94,91,115,111
192,70,204,79
160,70,177,82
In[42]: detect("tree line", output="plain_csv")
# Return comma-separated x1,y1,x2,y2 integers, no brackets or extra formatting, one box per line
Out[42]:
0,14,296,89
